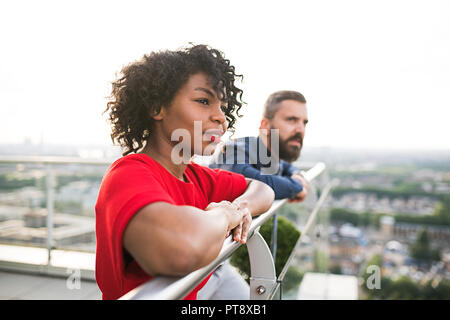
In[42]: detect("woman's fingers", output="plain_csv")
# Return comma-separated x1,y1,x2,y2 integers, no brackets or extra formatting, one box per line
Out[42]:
233,221,243,242
233,208,252,244
240,209,252,244
206,200,249,241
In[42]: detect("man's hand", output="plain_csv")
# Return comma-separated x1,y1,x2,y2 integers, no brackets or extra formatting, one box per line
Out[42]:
289,174,309,203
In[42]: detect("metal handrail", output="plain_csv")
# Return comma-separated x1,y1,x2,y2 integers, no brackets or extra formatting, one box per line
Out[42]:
120,162,326,300
268,179,336,299
0,155,112,265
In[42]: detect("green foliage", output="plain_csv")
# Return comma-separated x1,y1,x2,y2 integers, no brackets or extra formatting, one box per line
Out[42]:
54,201,82,215
277,202,306,223
55,174,103,191
329,264,342,275
329,208,383,228
0,174,37,191
422,279,450,299
330,196,450,227
364,276,450,300
394,181,424,193
283,266,304,293
367,254,383,269
313,250,329,273
389,276,422,300
409,229,441,262
331,185,441,201
434,195,450,222
394,196,450,226
329,208,360,225
0,172,104,192
230,215,301,281
361,254,450,300
361,254,383,286
394,214,450,226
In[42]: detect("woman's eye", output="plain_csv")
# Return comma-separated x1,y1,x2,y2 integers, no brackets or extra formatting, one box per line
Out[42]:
220,106,227,113
196,98,209,105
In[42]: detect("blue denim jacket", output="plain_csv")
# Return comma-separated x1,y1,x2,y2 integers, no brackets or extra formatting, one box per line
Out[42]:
209,136,303,200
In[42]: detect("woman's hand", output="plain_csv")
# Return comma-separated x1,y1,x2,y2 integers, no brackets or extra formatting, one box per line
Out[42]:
205,201,245,238
231,201,252,244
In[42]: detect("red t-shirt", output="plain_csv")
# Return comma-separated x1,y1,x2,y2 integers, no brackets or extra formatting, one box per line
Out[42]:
95,153,247,300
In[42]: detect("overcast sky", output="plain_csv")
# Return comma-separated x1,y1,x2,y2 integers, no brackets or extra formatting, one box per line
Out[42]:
1,0,449,151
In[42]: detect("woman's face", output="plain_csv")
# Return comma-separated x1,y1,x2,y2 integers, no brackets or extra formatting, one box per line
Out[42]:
155,72,227,157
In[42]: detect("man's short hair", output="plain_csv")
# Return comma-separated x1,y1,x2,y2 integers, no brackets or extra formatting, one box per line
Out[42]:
263,90,306,119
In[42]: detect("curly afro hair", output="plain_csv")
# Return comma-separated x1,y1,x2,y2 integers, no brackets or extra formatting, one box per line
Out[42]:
104,44,245,156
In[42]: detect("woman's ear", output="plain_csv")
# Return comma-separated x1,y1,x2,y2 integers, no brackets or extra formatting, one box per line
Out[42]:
151,106,166,121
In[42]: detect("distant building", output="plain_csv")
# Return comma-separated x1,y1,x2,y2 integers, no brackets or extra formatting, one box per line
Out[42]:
297,272,358,300
328,223,367,275
329,192,438,215
383,240,406,272
381,215,395,237
0,209,95,250
393,222,450,245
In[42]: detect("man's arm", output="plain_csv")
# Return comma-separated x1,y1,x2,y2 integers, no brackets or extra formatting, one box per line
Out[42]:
209,139,304,200
281,160,301,177
279,161,309,202
289,173,309,203
230,163,303,200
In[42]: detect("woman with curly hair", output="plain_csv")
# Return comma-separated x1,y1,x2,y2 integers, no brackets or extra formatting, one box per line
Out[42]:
95,44,275,300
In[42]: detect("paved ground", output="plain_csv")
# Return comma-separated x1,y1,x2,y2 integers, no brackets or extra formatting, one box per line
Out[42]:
0,270,102,300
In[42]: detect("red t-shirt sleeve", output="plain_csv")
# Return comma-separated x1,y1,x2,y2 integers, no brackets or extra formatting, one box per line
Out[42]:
96,157,174,297
106,159,175,254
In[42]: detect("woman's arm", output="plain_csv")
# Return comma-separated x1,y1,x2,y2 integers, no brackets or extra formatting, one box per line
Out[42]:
229,178,275,244
123,201,243,277
233,178,275,217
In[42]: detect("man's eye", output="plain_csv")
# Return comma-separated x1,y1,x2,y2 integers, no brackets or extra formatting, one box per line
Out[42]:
220,106,227,113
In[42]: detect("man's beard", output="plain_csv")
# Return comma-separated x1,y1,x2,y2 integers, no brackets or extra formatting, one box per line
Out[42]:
277,131,303,163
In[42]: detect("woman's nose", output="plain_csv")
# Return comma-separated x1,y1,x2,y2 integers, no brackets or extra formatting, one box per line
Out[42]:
211,105,227,125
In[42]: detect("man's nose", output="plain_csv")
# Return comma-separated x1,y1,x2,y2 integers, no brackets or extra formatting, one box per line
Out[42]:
295,121,306,137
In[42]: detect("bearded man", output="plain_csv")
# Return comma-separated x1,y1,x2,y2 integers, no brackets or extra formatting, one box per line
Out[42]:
198,90,309,300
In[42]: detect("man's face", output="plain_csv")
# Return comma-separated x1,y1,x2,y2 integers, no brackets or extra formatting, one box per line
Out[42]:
265,100,308,162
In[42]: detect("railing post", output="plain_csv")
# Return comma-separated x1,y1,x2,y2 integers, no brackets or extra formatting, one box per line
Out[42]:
247,227,277,300
270,211,278,262
45,164,55,265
